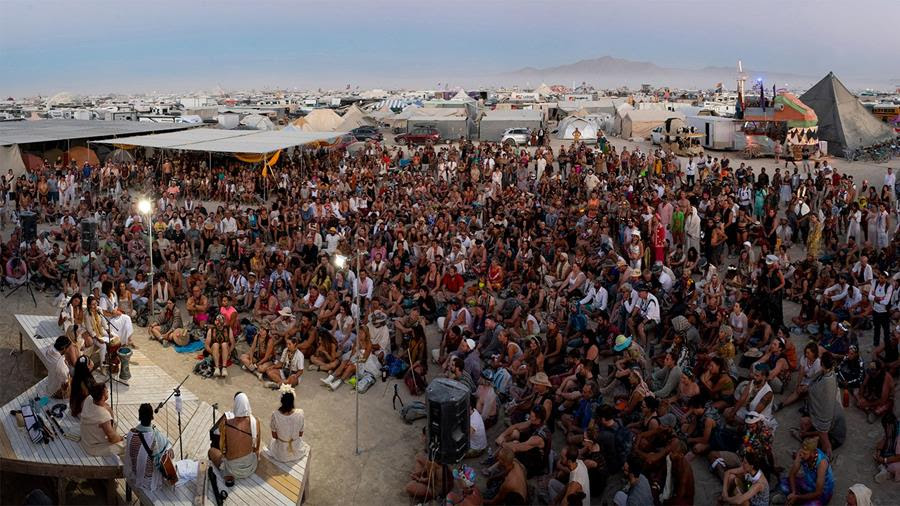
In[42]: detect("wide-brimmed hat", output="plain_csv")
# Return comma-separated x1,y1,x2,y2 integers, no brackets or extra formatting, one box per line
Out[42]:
529,372,552,388
672,316,690,333
613,334,632,352
203,222,215,230
765,254,779,265
278,307,294,318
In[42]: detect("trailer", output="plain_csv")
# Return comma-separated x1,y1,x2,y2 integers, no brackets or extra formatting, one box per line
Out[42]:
686,115,736,150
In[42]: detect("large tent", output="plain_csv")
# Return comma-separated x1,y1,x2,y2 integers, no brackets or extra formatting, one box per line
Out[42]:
295,109,343,132
336,104,378,131
92,128,347,154
621,110,684,140
479,110,543,141
556,116,599,140
799,72,896,156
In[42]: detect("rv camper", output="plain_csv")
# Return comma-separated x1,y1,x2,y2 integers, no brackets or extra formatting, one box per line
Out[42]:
686,115,736,150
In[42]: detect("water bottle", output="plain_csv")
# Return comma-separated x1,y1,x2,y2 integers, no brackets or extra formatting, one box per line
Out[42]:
357,373,376,393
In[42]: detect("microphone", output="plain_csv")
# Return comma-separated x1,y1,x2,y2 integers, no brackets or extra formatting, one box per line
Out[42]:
155,400,165,413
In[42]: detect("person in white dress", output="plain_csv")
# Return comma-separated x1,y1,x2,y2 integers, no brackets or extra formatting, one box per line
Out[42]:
99,280,135,347
268,386,306,462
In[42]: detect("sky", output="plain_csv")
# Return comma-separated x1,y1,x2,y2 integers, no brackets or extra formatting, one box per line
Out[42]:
2,0,898,96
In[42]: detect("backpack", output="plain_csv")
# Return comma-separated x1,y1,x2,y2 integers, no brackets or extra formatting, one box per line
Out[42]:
384,354,410,378
404,364,427,396
400,401,427,424
783,340,799,371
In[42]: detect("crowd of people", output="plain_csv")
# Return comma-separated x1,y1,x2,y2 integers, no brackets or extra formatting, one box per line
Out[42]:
7,131,900,504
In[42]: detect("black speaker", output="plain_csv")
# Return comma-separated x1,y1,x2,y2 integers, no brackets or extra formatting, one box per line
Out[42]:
426,378,470,465
80,220,98,251
20,212,37,242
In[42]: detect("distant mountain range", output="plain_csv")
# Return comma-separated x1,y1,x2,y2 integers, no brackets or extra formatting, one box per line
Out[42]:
499,56,885,90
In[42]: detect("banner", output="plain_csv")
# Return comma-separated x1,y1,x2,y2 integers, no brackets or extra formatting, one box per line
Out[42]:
234,150,281,166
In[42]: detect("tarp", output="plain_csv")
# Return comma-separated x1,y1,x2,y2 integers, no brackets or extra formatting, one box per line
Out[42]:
107,148,135,163
799,72,896,156
65,146,99,167
0,145,26,176
0,119,198,146
20,152,45,171
621,110,684,139
240,114,276,131
92,128,346,154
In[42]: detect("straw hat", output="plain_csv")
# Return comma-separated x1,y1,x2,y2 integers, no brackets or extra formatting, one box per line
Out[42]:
278,307,294,318
528,372,552,388
672,316,690,333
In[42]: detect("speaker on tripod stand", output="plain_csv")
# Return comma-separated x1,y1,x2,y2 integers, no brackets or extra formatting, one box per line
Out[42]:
19,211,37,243
80,219,99,252
426,378,470,465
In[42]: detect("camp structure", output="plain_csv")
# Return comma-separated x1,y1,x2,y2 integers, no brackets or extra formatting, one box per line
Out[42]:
292,108,344,132
478,109,543,142
799,72,896,156
620,110,684,140
556,115,600,141
735,92,818,157
407,112,471,141
336,104,378,132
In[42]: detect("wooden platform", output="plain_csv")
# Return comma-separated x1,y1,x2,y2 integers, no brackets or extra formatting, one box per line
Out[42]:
2,315,310,505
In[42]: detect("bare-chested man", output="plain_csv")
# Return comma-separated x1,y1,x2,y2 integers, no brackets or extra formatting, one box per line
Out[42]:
209,392,261,482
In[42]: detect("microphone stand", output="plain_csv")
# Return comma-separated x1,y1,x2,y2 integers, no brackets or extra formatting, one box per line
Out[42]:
156,374,189,460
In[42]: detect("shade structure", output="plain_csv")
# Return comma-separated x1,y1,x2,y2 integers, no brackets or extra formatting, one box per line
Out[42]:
0,119,199,146
65,146,99,167
92,128,347,154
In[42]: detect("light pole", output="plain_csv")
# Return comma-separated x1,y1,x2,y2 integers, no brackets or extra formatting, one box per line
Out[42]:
334,252,361,455
138,199,153,315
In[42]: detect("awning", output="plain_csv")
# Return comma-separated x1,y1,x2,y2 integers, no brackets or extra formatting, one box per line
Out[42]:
92,128,347,154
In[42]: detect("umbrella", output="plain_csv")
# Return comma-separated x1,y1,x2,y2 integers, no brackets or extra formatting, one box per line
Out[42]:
107,148,135,163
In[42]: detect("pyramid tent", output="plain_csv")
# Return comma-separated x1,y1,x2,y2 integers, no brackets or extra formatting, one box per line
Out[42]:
535,83,554,97
336,104,377,131
299,109,343,131
799,72,895,156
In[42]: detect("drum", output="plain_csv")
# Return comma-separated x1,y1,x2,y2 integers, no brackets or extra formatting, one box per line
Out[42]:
107,336,122,374
117,347,133,381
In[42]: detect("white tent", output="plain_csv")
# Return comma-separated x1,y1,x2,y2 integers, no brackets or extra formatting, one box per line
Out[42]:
621,110,684,140
450,90,475,103
535,83,554,98
336,104,378,131
239,114,276,130
556,116,598,140
298,109,343,131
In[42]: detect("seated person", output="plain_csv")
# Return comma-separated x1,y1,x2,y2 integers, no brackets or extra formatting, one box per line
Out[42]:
720,453,769,506
483,448,528,505
263,338,305,390
268,387,305,462
493,405,549,478
874,413,900,483
205,314,235,377
240,323,276,378
776,437,834,506
476,370,499,429
210,392,261,482
124,403,174,491
149,299,187,346
309,329,341,373
406,427,448,501
856,360,895,422
46,335,77,399
80,383,124,456
5,256,27,286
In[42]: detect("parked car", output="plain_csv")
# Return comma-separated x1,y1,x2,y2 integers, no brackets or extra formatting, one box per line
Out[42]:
395,127,441,145
500,128,531,146
350,125,383,142
650,125,665,145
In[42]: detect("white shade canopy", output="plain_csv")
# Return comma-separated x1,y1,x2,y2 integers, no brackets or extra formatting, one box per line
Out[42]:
92,128,347,154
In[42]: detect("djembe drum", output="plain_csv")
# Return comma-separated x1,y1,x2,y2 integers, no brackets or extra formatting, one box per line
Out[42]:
117,347,133,381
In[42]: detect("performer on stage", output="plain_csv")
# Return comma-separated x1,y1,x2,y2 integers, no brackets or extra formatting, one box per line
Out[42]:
99,279,135,348
209,392,260,483
124,403,172,492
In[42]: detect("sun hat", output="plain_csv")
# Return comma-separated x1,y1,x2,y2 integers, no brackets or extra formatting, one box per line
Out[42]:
613,334,632,352
672,316,690,333
528,372,552,388
464,338,477,350
278,307,294,318
765,254,779,265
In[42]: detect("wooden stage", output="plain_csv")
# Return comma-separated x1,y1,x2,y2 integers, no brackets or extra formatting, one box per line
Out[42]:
1,315,310,505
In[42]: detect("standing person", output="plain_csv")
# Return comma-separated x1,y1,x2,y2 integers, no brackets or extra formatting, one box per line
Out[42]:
124,403,173,492
870,270,894,348
684,206,701,257
268,386,306,462
802,352,839,460
209,392,261,483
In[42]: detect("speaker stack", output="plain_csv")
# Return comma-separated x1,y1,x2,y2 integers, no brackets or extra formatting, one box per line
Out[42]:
19,212,37,242
81,220,99,252
425,378,470,465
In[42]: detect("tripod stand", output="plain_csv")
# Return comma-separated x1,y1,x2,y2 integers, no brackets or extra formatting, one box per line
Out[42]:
156,375,189,460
